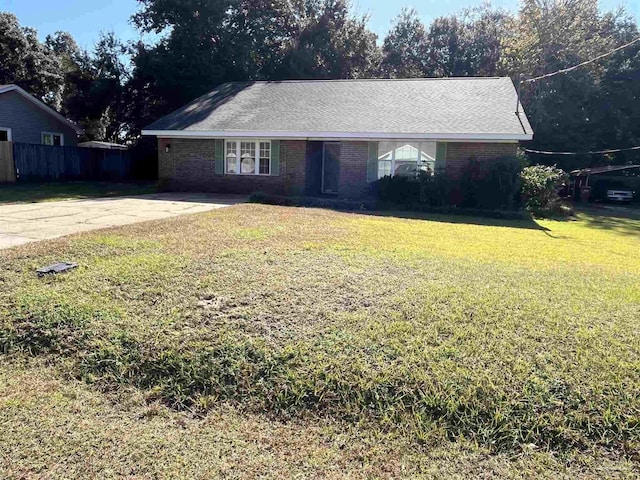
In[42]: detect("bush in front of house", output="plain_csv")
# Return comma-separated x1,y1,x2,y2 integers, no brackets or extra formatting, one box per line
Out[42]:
520,164,569,215
459,155,528,210
373,155,526,211
371,174,421,205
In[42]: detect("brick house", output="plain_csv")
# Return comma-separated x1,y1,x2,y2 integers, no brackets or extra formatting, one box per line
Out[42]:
142,78,533,197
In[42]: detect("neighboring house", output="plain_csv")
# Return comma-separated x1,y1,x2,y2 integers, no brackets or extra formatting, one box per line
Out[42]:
142,78,533,197
0,84,82,147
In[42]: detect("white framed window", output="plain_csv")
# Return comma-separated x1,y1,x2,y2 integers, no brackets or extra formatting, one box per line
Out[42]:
0,127,11,142
377,141,437,179
225,139,271,175
42,131,64,146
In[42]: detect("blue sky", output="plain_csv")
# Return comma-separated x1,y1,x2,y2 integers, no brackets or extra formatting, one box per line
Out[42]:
2,0,639,50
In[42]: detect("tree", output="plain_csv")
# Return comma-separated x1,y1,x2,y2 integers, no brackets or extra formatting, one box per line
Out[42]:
424,5,511,77
0,13,61,104
125,0,379,136
503,0,640,169
380,9,429,78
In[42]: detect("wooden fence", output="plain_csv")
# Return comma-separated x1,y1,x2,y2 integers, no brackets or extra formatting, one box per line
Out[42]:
0,141,16,182
9,143,133,182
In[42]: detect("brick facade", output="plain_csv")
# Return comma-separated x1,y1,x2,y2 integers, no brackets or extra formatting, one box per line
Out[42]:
158,138,520,198
338,141,369,197
445,142,518,177
158,138,306,195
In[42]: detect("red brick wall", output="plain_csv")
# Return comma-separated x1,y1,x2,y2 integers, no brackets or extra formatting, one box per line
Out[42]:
338,141,369,198
158,138,306,195
281,140,306,195
445,142,518,177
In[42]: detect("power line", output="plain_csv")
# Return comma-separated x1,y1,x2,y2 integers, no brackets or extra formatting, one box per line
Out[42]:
524,146,640,155
521,37,640,84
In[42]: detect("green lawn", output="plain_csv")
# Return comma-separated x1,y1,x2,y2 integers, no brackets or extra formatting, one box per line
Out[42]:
0,181,157,204
1,204,639,478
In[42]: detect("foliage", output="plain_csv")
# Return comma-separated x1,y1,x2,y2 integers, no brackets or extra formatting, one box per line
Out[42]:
459,155,528,210
373,156,525,211
0,13,61,102
371,175,420,205
502,0,640,170
379,9,429,78
520,164,568,214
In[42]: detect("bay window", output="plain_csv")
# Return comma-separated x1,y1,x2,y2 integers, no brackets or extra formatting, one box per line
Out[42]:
226,139,271,175
377,141,437,179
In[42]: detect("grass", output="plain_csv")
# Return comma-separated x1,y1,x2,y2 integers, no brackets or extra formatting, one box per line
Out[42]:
1,204,639,477
0,181,157,204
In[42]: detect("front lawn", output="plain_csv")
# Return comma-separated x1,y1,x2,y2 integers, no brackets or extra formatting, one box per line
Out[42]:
0,181,157,204
1,205,639,478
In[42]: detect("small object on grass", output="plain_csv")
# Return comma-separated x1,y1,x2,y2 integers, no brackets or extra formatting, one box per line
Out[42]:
36,262,78,277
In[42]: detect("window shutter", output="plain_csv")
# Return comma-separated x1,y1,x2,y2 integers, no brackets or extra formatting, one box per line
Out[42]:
367,142,378,182
271,140,280,176
215,139,224,174
435,142,447,171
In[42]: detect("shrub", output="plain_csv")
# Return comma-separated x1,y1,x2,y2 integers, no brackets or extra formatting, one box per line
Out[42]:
520,165,568,215
371,175,420,205
418,170,454,207
460,155,528,210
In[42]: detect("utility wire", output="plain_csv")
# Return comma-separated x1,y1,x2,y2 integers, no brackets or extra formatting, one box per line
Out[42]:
524,146,640,155
520,36,640,84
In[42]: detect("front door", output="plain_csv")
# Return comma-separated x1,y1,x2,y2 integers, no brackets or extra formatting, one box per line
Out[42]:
322,142,340,194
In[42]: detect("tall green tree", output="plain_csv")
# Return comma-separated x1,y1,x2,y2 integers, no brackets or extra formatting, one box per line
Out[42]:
380,9,429,78
0,13,61,104
503,0,639,169
126,0,378,136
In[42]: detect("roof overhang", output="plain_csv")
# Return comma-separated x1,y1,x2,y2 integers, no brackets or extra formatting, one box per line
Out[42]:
141,130,532,142
0,85,84,134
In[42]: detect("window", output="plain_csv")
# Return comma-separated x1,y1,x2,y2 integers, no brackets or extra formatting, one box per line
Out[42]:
376,141,437,179
240,142,256,174
42,132,63,146
225,140,271,175
259,142,271,175
226,141,238,173
0,128,10,142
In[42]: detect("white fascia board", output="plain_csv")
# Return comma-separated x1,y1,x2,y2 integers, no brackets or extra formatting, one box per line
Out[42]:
0,85,84,134
142,130,532,142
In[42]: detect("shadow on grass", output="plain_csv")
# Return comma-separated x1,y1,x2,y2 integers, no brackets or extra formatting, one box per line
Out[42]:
0,181,157,205
576,204,640,236
359,209,551,232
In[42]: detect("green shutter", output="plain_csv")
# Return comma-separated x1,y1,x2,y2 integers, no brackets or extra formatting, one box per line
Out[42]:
435,142,447,172
271,140,280,176
367,142,378,182
215,139,224,175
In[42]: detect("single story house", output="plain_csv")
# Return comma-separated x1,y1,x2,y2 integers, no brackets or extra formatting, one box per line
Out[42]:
142,78,533,197
0,84,82,146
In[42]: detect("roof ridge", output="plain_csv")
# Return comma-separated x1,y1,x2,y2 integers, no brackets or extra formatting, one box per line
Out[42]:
221,77,507,86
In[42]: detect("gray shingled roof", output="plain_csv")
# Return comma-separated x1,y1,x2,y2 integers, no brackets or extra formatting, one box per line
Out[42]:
144,78,533,139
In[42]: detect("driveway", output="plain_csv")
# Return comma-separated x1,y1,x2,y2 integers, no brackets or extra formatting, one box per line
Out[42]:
0,193,245,249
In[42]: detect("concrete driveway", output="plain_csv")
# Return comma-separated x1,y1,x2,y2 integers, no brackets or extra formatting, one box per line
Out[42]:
0,193,245,249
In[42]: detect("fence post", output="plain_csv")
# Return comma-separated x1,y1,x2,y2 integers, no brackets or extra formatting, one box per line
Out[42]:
0,141,16,182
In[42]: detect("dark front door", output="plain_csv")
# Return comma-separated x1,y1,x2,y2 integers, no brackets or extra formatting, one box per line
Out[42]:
322,142,340,194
